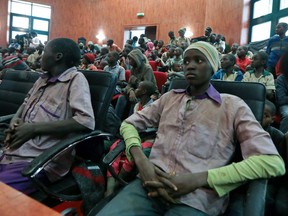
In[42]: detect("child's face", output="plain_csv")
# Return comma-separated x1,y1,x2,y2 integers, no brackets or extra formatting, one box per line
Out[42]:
82,58,88,65
276,24,286,35
172,63,182,72
107,53,116,65
128,56,136,67
221,55,233,69
135,83,145,98
251,54,264,68
231,43,239,52
174,49,182,57
237,46,247,58
262,105,273,129
168,48,175,57
183,49,213,87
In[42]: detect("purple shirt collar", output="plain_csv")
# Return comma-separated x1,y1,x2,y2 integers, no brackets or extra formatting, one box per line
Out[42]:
40,67,77,83
172,83,222,104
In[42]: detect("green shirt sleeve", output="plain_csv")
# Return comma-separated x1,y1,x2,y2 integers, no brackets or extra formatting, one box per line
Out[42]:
207,155,285,197
120,121,141,161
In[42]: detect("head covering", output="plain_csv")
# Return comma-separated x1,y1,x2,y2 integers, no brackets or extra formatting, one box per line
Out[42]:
178,28,186,35
184,41,220,73
128,48,147,68
88,41,93,45
83,53,95,64
146,42,154,51
205,27,212,33
2,56,30,70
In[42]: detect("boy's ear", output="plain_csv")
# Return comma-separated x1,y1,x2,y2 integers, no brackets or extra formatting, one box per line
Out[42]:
55,52,63,61
261,59,266,66
271,115,275,124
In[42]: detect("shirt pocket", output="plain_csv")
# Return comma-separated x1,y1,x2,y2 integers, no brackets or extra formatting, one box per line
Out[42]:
38,100,61,121
185,120,218,159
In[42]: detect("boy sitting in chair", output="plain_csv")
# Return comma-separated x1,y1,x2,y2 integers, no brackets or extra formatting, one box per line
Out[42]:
98,42,285,216
0,38,95,194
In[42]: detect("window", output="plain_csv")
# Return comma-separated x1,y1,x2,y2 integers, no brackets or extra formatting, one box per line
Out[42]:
280,0,288,9
253,0,273,19
249,0,288,42
251,22,271,41
9,0,51,46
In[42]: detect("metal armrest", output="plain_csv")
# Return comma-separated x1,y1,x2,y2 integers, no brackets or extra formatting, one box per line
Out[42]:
21,130,113,201
244,179,267,216
102,128,158,166
102,139,125,166
22,130,113,178
0,114,14,123
102,140,128,186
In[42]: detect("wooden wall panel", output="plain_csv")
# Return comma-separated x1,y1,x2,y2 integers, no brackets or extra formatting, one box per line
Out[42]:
204,0,248,45
0,0,249,48
0,0,9,48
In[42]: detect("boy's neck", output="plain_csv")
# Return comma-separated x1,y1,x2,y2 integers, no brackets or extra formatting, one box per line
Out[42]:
279,33,286,39
109,62,117,67
50,65,69,77
254,66,264,75
139,95,150,106
223,66,234,74
188,83,209,96
238,55,246,60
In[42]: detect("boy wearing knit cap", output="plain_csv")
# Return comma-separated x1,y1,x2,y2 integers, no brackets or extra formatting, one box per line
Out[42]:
97,42,285,216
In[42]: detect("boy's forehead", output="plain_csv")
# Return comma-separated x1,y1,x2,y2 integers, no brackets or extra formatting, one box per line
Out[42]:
184,49,205,57
264,105,272,112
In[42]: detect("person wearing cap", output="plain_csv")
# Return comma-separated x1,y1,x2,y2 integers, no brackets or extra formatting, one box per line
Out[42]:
97,41,285,216
87,41,96,54
177,27,190,47
0,55,31,80
114,48,157,120
79,53,97,71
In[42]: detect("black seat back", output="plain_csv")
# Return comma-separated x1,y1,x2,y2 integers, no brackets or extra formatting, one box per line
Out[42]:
0,69,41,115
80,70,117,131
76,70,117,162
168,78,266,123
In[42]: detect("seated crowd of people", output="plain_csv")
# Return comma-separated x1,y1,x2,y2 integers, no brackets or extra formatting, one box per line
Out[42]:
0,22,288,215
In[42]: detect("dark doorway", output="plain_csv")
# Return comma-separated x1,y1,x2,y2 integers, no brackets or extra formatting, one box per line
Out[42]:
123,25,158,45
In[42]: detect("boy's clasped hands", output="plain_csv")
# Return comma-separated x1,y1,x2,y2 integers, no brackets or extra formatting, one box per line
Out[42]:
138,157,208,204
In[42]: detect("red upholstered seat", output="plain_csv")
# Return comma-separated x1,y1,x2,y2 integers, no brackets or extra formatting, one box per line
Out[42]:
149,61,158,71
153,71,167,93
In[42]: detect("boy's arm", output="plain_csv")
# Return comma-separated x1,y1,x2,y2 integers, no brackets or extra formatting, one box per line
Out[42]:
7,118,90,151
276,76,288,106
207,154,285,196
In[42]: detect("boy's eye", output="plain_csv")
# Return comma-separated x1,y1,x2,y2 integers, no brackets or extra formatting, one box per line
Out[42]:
184,60,190,65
